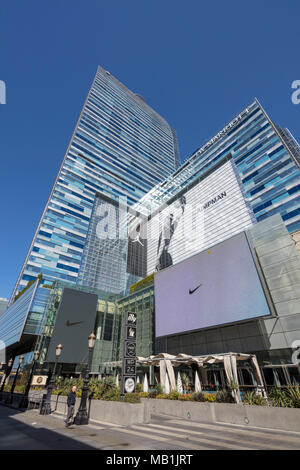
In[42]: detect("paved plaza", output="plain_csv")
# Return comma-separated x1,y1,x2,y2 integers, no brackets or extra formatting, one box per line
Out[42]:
0,404,300,450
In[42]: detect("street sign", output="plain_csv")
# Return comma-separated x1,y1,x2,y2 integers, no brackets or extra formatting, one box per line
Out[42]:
124,358,136,375
125,341,136,357
121,311,137,401
126,326,136,340
124,377,135,393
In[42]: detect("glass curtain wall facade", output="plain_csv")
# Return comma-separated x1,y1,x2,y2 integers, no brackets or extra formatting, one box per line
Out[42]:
0,281,39,350
10,66,179,303
135,99,300,233
0,298,8,316
91,300,120,374
22,286,52,337
77,193,129,295
77,191,149,295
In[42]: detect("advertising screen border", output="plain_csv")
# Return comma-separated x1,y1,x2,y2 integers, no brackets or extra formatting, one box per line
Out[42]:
154,230,276,339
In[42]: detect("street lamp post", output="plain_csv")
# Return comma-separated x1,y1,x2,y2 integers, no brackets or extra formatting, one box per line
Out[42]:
8,355,24,404
0,363,4,392
0,358,13,399
40,344,62,415
0,363,6,392
74,332,96,425
20,350,40,409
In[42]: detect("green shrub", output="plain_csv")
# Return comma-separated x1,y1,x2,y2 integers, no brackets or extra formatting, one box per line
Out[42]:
88,377,106,399
169,390,179,400
243,391,267,406
54,376,64,389
13,274,42,303
191,392,205,402
226,379,239,391
148,384,162,398
139,392,149,398
52,376,118,399
103,388,120,401
284,386,300,408
124,392,140,403
203,393,217,402
102,376,116,389
178,393,192,401
8,384,26,394
135,382,142,393
181,373,192,391
216,389,234,403
268,387,289,408
156,393,169,399
52,377,83,397
18,372,29,386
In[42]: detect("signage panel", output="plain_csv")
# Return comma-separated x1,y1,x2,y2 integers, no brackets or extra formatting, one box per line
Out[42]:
121,311,137,399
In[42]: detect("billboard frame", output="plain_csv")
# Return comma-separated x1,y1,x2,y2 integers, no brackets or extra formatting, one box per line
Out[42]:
154,230,276,339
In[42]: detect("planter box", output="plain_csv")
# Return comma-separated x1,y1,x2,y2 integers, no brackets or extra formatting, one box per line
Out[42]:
145,398,215,423
240,404,300,432
90,399,150,426
0,391,25,408
141,398,300,433
50,394,150,426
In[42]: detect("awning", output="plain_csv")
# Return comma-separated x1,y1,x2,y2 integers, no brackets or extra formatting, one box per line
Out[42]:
136,352,253,366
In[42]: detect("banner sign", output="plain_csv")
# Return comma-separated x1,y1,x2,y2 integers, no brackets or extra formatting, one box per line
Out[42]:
31,375,48,386
121,311,137,399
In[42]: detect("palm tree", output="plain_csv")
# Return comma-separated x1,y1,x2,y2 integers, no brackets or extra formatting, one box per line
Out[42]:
181,373,190,393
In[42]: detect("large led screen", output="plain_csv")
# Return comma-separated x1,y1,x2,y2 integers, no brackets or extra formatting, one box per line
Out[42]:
154,232,271,337
147,159,255,275
46,288,98,364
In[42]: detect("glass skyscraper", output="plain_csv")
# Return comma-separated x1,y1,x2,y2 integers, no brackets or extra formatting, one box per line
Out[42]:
10,66,180,302
75,98,300,298
136,99,300,232
77,192,129,295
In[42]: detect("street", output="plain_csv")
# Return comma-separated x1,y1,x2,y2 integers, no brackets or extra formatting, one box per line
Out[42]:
0,404,300,450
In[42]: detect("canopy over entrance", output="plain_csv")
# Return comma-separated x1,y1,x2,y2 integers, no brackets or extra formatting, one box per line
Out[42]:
136,352,253,366
136,352,266,402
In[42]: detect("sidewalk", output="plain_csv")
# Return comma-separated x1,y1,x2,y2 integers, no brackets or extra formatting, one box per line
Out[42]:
0,404,163,450
1,402,300,450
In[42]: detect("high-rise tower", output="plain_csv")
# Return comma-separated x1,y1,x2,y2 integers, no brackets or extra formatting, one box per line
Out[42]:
137,99,300,233
10,66,180,302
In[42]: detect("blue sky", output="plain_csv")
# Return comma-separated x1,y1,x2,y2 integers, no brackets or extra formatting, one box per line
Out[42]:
0,0,299,299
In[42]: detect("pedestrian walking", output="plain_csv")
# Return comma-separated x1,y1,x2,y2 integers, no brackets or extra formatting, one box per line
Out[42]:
65,386,76,427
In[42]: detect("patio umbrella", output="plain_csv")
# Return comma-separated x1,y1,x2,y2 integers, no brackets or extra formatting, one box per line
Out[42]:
137,376,140,384
143,374,149,392
177,372,183,394
115,374,119,388
195,370,202,392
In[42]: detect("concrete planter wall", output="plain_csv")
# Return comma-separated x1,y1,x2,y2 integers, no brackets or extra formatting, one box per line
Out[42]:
0,391,28,408
51,394,150,426
89,399,150,426
142,398,300,432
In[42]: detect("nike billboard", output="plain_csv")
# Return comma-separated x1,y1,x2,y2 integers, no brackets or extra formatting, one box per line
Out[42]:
154,232,271,337
46,288,98,364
